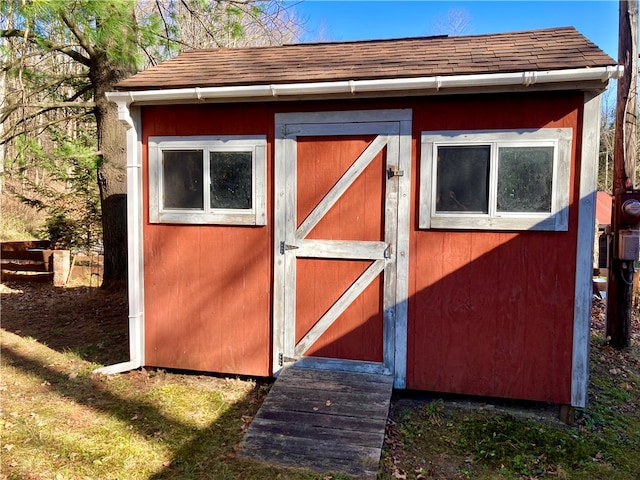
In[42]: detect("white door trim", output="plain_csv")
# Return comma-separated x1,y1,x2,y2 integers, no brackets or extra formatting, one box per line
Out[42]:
273,109,411,388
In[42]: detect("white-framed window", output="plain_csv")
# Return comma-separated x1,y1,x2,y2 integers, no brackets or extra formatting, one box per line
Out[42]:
419,129,572,231
148,135,267,225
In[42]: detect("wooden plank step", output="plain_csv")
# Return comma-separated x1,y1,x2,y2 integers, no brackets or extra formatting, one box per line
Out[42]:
1,271,53,282
255,408,383,433
248,417,383,445
266,373,389,393
243,433,381,463
260,393,390,417
1,240,51,252
239,363,393,479
1,261,50,272
245,444,379,478
1,250,55,262
282,365,394,386
269,384,392,405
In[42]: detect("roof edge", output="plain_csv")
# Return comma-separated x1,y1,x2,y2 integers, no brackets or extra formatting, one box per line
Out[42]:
107,65,623,109
170,26,581,53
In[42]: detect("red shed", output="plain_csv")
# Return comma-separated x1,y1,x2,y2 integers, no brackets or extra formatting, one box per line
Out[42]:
102,27,620,408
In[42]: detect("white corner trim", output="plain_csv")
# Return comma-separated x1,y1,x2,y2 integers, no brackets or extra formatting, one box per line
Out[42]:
105,66,622,106
572,91,602,408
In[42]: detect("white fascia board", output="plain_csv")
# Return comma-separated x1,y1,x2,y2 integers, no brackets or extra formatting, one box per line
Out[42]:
105,65,622,106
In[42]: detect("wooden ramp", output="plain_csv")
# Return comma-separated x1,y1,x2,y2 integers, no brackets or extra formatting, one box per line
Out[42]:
240,363,394,479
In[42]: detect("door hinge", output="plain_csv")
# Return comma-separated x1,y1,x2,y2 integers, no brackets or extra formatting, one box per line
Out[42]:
279,241,299,255
278,353,297,366
387,165,404,178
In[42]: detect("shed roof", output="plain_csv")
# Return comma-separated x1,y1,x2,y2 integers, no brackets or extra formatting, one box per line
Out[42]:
116,26,616,91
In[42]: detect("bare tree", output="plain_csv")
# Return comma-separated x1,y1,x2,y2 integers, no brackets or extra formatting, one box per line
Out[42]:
138,1,301,65
431,7,471,36
599,87,617,193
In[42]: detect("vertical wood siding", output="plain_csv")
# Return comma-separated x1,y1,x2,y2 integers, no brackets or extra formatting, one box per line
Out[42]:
140,92,583,404
407,92,582,404
294,136,385,361
142,104,273,376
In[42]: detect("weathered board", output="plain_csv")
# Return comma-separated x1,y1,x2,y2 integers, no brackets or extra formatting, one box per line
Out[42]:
240,363,394,479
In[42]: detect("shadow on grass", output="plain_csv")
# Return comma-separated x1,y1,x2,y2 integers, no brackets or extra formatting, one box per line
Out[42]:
1,343,305,479
1,282,128,365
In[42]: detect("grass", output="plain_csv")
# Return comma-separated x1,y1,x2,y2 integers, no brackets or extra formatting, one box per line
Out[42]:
1,329,327,480
457,412,596,477
382,335,640,480
2,283,639,479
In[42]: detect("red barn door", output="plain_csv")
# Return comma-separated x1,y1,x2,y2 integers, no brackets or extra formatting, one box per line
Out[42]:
273,110,411,383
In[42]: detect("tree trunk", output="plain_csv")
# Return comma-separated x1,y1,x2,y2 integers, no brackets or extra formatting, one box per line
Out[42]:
91,52,136,289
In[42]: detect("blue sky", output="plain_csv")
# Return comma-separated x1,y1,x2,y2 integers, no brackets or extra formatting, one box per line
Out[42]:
289,1,619,59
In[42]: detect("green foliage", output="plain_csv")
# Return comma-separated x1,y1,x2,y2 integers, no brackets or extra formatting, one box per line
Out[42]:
7,129,102,251
457,413,596,477
43,211,78,249
2,0,300,283
9,0,143,68
384,340,640,480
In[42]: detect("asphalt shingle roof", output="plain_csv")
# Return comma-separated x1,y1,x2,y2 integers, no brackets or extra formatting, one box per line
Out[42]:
116,26,616,91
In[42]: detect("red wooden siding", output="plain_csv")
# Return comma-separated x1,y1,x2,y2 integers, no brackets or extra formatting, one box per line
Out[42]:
295,136,385,361
295,259,384,361
407,92,582,404
140,92,584,404
142,104,273,376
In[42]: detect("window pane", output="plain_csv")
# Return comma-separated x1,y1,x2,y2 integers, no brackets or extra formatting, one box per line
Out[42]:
163,150,204,209
210,151,252,209
435,146,490,213
497,147,553,213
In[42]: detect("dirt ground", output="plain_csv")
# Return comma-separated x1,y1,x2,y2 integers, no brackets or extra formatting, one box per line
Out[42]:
1,281,129,366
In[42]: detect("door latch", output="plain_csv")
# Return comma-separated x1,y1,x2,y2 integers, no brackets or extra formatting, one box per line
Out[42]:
279,241,300,254
387,165,404,178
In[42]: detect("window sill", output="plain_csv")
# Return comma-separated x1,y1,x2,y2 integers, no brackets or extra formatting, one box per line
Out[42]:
428,213,568,231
